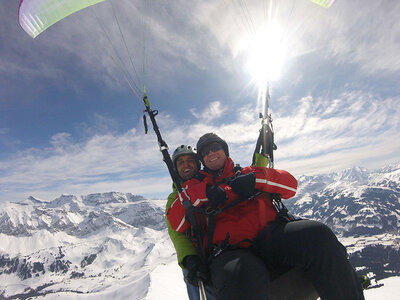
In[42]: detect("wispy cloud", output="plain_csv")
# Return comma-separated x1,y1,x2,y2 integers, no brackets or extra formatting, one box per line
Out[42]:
0,128,21,152
323,1,400,74
196,0,400,77
1,86,399,202
1,0,399,203
4,0,400,93
190,101,228,123
0,126,159,199
274,91,400,173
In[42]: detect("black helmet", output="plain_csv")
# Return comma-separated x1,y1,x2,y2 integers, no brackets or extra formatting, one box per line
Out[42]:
172,145,201,170
196,133,229,158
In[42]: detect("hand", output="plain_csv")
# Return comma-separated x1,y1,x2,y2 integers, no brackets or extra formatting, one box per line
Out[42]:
228,172,256,198
183,255,209,286
206,185,227,207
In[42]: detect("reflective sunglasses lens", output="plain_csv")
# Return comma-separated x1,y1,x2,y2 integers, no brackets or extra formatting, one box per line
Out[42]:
201,143,222,157
210,143,223,152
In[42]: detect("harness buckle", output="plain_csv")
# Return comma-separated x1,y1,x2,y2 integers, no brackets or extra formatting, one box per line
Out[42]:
206,207,221,215
209,233,231,259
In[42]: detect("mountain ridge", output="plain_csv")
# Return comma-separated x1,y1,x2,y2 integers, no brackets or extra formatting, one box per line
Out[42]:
0,164,399,299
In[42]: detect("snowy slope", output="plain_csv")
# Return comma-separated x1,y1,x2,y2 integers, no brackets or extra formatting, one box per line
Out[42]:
363,277,400,299
1,163,399,299
288,163,400,237
286,164,400,281
0,193,171,299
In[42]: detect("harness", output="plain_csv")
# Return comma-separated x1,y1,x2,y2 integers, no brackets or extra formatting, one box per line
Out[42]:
183,166,295,264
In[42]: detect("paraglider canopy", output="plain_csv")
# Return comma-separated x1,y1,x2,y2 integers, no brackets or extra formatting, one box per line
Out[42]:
18,0,105,38
311,0,335,8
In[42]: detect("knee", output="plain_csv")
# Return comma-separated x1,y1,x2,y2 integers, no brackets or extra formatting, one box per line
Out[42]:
304,221,346,253
211,249,267,281
311,222,335,241
210,249,269,299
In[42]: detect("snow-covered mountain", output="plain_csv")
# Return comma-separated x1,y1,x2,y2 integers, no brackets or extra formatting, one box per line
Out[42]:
0,164,399,299
0,192,171,299
285,163,400,281
288,163,400,235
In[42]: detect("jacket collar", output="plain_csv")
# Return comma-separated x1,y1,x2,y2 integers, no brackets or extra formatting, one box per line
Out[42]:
200,157,236,181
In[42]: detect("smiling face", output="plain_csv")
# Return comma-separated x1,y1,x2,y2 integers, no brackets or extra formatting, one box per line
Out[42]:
202,143,227,171
176,154,199,181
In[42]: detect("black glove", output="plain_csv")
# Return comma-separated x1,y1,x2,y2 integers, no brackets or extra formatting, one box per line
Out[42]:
206,185,227,207
182,255,209,286
228,172,256,198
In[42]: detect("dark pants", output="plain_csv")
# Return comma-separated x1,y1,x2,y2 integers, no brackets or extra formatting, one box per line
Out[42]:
209,220,364,300
183,268,217,300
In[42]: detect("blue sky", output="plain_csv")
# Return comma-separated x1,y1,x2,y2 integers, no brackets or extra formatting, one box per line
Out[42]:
1,0,399,202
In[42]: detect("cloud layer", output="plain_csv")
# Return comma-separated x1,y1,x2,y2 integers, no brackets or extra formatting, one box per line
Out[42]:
1,0,400,202
1,86,399,202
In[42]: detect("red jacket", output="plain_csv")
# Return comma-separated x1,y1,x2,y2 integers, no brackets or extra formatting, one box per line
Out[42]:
167,158,297,251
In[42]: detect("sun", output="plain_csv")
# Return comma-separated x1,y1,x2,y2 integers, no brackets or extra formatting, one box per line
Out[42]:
246,22,287,86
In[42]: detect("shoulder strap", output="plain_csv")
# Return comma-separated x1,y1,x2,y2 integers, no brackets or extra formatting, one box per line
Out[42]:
233,164,242,173
194,172,206,182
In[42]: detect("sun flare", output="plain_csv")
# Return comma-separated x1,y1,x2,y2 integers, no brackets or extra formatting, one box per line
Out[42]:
246,23,287,86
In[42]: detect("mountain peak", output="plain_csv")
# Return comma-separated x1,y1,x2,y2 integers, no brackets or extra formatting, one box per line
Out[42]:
0,166,399,298
376,162,400,173
26,196,47,204
82,192,145,206
336,166,369,183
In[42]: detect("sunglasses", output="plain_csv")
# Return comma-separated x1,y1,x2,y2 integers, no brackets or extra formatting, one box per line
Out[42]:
200,142,223,157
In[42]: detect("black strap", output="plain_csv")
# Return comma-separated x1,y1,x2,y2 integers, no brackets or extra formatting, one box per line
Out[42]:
220,193,256,212
252,120,277,166
183,200,207,261
184,167,296,260
208,233,231,260
270,193,298,221
206,173,220,255
142,95,181,190
189,169,254,258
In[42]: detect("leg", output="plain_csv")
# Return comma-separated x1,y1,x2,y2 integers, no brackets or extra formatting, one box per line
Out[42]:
183,268,200,300
254,219,364,300
205,282,218,300
182,268,217,300
209,249,270,300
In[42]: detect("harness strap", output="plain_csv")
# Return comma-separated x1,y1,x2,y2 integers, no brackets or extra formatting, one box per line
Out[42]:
205,168,247,254
207,212,215,255
184,167,296,261
208,233,230,262
220,192,258,212
183,200,207,260
270,193,298,221
209,234,255,262
206,173,220,255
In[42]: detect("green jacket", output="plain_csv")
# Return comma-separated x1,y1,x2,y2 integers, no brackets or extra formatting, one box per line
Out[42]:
165,184,198,268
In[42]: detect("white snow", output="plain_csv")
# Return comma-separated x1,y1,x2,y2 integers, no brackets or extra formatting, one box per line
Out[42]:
0,189,399,299
146,260,188,300
364,277,400,299
148,265,400,299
